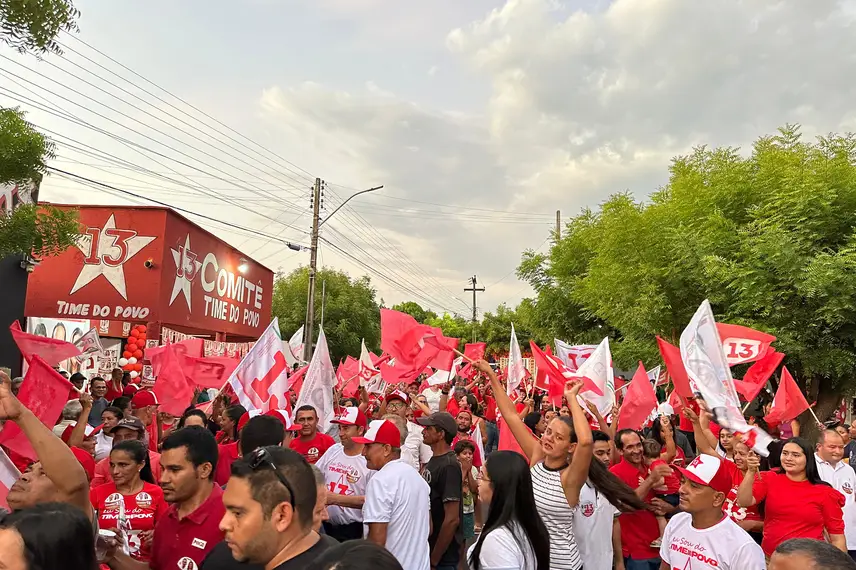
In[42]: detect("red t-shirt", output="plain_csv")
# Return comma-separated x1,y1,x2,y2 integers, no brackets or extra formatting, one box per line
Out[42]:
752,470,845,556
289,432,335,464
483,397,497,422
104,382,124,403
90,481,167,561
214,442,240,486
650,459,680,495
610,459,660,560
723,463,762,524
151,484,225,569
91,451,162,489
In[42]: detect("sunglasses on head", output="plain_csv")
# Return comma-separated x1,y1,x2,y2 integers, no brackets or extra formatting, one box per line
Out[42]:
247,448,295,508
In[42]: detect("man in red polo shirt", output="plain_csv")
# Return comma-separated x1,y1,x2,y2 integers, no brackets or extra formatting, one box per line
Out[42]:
610,428,673,570
289,405,335,464
104,426,224,570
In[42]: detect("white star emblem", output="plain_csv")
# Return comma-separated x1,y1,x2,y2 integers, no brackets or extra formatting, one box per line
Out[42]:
71,214,156,300
169,234,202,310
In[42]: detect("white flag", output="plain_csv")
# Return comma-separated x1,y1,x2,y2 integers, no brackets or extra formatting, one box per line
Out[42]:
680,300,773,456
229,318,290,413
0,447,21,511
576,337,615,416
554,340,598,372
507,324,526,395
358,339,379,386
295,328,337,433
646,365,662,384
288,326,304,360
74,327,104,363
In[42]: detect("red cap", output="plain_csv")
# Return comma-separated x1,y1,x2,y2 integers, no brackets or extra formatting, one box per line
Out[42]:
674,454,732,494
352,419,402,447
60,422,102,444
70,446,95,481
238,411,252,433
123,384,140,397
331,407,367,428
264,409,298,431
385,390,409,405
131,390,159,408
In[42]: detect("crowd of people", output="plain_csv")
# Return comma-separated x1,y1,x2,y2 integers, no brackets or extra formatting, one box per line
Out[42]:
2,357,856,570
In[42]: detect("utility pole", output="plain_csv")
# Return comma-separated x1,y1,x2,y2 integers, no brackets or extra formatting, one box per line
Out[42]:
320,280,327,330
464,276,485,343
302,178,323,364
556,210,561,239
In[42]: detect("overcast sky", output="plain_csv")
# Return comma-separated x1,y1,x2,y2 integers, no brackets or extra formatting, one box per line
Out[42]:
3,0,856,318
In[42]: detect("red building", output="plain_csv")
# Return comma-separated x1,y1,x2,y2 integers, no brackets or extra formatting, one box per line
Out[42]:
23,204,274,376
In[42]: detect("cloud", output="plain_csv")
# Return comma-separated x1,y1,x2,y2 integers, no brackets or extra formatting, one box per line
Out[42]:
253,0,856,311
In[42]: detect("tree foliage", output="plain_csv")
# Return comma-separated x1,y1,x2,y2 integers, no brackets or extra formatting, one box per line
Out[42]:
390,301,437,324
271,267,381,363
1,107,79,258
1,0,78,55
519,125,856,430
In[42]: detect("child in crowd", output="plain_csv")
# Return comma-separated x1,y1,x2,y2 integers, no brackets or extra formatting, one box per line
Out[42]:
454,439,479,569
643,438,681,548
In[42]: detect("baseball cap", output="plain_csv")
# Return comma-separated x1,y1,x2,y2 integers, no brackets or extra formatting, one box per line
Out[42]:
131,390,159,408
70,446,95,481
60,422,102,444
123,384,140,397
674,454,732,494
332,407,368,428
417,412,458,435
110,417,146,435
353,420,402,447
658,402,675,416
385,390,409,405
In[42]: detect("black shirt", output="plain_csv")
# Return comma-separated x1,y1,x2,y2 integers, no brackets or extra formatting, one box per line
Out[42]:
423,450,463,566
201,535,333,570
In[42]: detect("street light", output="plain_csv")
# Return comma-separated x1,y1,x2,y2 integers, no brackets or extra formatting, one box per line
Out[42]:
302,182,383,363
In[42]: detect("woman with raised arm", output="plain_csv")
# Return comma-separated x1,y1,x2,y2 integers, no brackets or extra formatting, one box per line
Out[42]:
474,359,591,570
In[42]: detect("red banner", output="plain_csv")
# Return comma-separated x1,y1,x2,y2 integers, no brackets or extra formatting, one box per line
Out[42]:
25,205,273,338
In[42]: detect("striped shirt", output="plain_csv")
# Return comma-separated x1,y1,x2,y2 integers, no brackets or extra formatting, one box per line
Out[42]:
531,462,582,570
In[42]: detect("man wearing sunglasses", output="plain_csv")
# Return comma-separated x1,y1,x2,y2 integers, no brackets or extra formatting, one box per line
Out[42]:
219,446,327,569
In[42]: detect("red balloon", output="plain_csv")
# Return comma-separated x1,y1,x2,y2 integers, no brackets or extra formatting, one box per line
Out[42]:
134,363,143,372
123,364,134,371
126,344,137,354
133,350,143,360
130,329,140,338
138,325,147,333
122,351,132,359
138,333,147,341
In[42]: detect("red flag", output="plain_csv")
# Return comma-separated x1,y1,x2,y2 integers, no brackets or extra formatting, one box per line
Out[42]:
656,336,693,398
764,367,810,426
613,376,627,393
336,356,360,387
534,345,552,392
426,335,460,371
0,356,73,460
181,356,239,389
381,309,436,366
717,323,776,366
668,390,684,417
497,417,527,458
146,337,204,362
737,350,784,402
287,365,309,405
617,363,659,431
9,321,81,367
152,345,195,416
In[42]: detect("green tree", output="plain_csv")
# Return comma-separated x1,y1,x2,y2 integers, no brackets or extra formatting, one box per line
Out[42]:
1,107,79,258
390,301,437,324
520,125,856,438
425,312,471,341
271,266,381,363
1,0,79,55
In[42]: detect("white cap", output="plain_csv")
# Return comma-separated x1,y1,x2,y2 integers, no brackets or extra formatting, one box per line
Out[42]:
658,402,675,416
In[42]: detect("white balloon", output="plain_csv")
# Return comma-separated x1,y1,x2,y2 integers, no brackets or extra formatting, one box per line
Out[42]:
118,358,129,367
128,357,137,365
129,371,139,379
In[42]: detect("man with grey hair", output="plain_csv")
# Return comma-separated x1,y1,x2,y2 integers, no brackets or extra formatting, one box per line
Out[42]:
52,399,82,437
769,538,856,569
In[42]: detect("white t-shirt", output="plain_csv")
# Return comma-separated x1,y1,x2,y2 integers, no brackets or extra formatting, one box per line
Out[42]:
94,431,113,462
573,481,619,570
467,523,537,570
363,459,430,570
401,421,432,471
815,454,856,548
316,443,374,525
660,512,765,570
421,387,443,413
